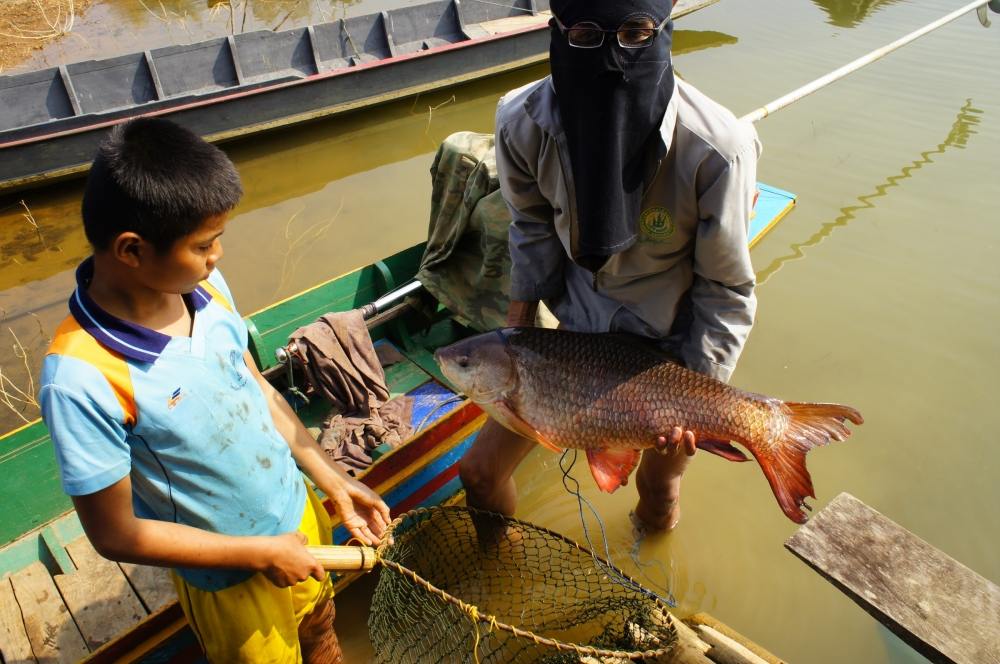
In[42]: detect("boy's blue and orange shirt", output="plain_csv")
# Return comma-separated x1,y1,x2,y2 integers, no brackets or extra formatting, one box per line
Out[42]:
39,259,305,591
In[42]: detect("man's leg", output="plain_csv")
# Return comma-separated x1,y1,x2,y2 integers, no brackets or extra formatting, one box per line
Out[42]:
459,418,537,544
633,445,693,531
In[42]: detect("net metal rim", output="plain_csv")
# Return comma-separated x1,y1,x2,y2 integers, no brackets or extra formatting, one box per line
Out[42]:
373,505,677,661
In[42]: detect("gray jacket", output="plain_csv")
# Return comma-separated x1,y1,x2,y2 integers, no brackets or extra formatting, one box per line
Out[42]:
496,75,760,382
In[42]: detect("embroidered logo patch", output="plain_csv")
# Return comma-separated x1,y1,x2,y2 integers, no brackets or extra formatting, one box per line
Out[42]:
167,387,184,410
639,206,675,243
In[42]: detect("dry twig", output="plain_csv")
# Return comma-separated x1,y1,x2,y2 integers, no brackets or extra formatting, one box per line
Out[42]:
272,200,344,299
0,328,39,424
0,0,76,42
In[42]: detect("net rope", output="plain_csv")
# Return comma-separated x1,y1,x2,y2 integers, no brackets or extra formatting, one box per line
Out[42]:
367,506,677,663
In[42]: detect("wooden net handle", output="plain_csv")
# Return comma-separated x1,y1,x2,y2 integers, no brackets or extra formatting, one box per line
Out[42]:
306,545,378,571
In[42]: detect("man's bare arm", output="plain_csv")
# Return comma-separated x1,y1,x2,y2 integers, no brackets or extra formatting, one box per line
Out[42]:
506,300,539,327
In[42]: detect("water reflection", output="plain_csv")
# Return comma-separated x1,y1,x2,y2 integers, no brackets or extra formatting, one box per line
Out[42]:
811,0,903,29
756,99,983,284
673,29,738,56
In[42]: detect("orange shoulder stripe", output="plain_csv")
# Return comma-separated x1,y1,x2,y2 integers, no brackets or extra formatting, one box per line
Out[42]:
48,316,138,427
199,280,233,312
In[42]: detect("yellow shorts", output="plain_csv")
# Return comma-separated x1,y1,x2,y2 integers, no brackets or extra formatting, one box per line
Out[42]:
173,485,335,664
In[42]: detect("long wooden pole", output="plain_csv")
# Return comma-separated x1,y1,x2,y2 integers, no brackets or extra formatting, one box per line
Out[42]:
307,545,378,571
742,0,993,124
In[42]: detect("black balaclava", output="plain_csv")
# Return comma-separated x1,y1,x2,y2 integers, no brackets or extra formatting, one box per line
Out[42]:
549,0,675,273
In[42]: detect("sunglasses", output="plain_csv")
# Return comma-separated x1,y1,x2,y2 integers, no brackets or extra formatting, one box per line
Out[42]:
552,13,670,49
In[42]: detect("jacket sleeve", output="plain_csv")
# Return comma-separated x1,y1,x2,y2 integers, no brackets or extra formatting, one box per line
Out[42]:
681,128,761,383
495,106,566,303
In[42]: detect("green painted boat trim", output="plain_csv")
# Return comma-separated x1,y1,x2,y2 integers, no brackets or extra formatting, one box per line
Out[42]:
0,511,84,578
249,245,424,372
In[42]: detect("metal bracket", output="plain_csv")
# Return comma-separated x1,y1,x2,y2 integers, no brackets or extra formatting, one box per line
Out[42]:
978,4,991,26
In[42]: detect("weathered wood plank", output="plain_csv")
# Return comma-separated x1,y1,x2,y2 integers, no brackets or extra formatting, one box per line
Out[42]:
785,492,1000,664
53,538,146,651
9,561,89,663
0,575,37,664
673,0,722,20
119,562,176,613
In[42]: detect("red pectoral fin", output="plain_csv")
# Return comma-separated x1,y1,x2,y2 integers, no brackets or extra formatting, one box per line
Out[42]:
489,400,563,454
586,448,642,493
697,439,751,462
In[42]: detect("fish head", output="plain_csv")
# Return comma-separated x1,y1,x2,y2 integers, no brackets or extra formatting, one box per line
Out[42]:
434,331,519,403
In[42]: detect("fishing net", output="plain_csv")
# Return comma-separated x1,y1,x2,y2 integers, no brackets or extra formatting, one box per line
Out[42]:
367,506,677,663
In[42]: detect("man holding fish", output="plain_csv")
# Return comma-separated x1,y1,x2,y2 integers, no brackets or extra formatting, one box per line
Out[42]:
458,0,766,531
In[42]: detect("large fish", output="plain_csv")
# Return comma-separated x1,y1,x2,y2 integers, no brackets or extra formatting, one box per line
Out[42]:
434,328,863,524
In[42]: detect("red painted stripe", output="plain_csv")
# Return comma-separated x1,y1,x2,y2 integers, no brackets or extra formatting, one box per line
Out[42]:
393,463,460,516
321,402,481,518
1,24,547,150
360,403,480,488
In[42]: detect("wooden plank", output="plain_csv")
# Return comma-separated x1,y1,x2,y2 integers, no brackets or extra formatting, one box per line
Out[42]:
119,563,176,613
785,493,1000,664
673,0,722,20
479,13,549,36
53,538,146,652
9,561,89,663
0,575,37,664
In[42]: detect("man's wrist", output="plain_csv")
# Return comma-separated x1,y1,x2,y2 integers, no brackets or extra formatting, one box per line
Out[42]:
506,300,539,327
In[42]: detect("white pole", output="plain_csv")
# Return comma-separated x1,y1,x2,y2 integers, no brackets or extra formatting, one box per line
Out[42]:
741,0,992,124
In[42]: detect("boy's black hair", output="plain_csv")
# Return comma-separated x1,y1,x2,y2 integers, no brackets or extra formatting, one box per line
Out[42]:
81,118,243,253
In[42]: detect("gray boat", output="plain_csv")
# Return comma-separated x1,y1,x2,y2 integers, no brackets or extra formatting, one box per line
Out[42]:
0,0,717,194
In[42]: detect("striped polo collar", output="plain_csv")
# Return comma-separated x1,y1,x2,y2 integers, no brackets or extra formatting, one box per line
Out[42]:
69,257,214,363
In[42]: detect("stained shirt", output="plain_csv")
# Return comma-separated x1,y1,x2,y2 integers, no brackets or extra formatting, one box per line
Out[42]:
39,261,305,591
496,76,760,382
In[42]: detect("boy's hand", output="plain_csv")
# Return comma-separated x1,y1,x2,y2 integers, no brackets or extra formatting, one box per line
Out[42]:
261,531,326,587
330,479,391,546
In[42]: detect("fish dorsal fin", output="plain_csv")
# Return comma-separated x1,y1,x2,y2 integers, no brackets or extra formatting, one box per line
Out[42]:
697,439,751,462
489,400,564,454
585,448,642,493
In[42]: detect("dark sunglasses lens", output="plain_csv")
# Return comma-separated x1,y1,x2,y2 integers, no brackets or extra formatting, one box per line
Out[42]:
567,22,603,48
619,17,657,47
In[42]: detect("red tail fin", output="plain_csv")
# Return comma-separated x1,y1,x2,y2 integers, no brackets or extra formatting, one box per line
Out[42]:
752,402,863,524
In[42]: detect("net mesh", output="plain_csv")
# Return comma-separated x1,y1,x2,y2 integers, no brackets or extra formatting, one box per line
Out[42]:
368,507,677,663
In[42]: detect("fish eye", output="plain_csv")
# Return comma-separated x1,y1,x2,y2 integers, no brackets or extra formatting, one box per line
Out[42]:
457,356,470,368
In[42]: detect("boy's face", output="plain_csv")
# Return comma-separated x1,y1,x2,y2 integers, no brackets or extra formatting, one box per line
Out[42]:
143,212,228,294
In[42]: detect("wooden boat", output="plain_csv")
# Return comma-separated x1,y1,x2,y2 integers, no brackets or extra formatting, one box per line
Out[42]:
0,182,795,663
0,0,719,194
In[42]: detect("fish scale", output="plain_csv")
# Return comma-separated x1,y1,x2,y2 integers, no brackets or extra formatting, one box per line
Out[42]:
435,328,864,523
505,330,768,449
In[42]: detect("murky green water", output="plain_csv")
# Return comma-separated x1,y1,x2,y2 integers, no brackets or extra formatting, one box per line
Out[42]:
2,0,998,661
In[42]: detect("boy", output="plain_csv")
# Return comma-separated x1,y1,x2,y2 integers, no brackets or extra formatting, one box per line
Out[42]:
39,118,390,663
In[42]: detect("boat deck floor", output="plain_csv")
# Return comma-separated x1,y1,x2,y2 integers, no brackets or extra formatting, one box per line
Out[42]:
1,533,174,663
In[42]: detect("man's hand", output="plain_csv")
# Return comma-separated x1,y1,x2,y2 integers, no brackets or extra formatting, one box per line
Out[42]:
655,426,697,457
260,531,326,587
330,477,391,546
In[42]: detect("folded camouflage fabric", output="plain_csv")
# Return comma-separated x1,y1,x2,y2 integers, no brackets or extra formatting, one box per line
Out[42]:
416,131,513,332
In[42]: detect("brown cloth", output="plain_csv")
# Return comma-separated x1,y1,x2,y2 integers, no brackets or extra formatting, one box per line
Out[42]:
288,310,413,474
